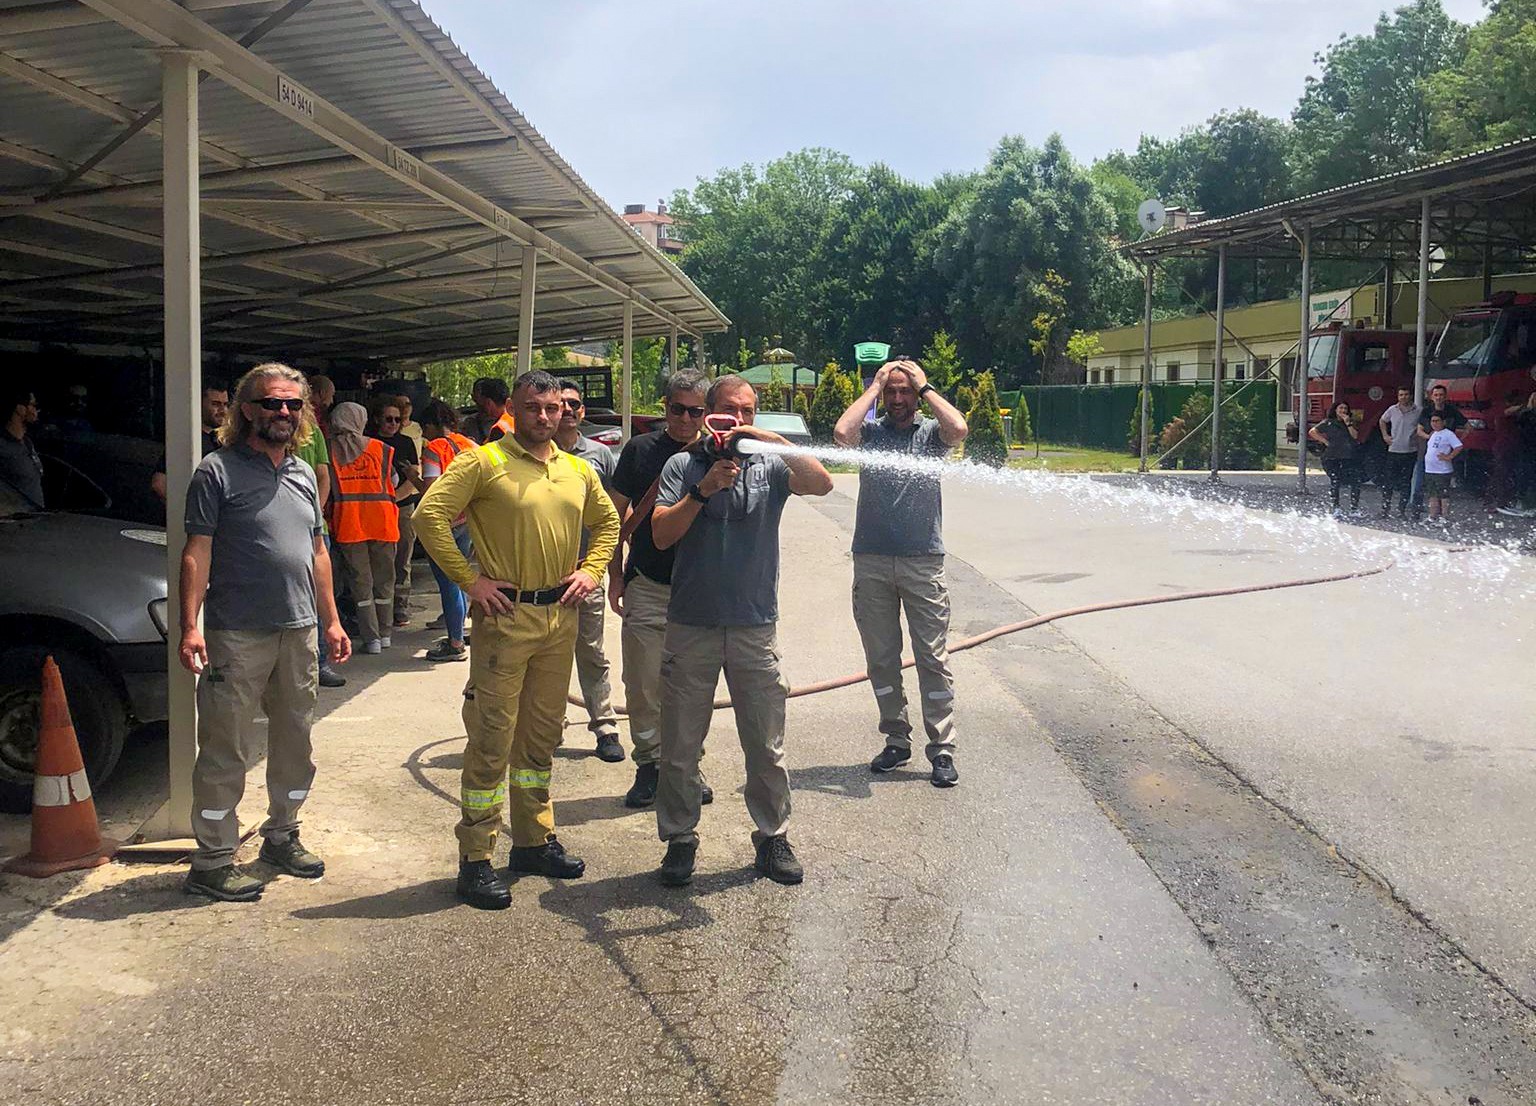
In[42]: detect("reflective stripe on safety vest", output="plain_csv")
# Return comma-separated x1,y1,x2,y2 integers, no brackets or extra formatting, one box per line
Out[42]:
330,438,399,543
510,768,551,789
461,782,507,810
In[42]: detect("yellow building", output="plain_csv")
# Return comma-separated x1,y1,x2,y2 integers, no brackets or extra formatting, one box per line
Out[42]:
1087,272,1536,391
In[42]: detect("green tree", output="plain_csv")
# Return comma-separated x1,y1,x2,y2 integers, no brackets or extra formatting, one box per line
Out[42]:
920,329,962,392
1428,0,1536,154
808,360,856,443
1127,388,1148,455
1011,388,1033,445
964,371,1008,467
761,365,788,411
931,135,1126,384
537,345,571,369
670,149,862,365
1292,0,1468,190
793,390,811,421
956,383,976,415
424,351,515,406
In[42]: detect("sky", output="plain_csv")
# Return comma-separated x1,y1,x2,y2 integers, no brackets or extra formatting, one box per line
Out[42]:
419,0,1489,210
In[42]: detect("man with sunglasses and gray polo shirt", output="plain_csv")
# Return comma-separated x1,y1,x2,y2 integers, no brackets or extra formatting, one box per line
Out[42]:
177,363,351,902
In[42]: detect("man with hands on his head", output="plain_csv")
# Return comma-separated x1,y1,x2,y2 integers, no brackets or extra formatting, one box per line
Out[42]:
834,358,968,788
414,371,620,910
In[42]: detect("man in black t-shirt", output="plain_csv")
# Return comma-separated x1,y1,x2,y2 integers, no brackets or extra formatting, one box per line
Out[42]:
608,369,708,808
151,382,228,504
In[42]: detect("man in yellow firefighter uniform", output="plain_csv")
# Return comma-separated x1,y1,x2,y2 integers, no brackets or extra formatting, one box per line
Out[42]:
415,370,620,909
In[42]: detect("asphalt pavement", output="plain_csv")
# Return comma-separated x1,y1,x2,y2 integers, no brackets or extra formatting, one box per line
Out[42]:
0,470,1531,1105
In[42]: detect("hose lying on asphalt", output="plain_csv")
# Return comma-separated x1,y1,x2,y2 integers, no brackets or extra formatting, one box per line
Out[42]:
571,559,1396,714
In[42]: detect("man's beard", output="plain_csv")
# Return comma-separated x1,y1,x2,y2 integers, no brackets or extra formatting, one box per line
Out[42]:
256,417,294,443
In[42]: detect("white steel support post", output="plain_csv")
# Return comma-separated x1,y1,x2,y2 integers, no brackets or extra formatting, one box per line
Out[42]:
516,245,537,379
1414,196,1431,404
146,49,201,843
1297,226,1313,494
695,336,706,374
1211,244,1227,482
621,300,634,444
668,325,679,379
1139,264,1153,473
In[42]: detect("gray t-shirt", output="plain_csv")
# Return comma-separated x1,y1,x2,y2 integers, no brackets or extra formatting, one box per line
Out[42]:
657,449,793,627
185,443,324,632
563,435,615,559
852,415,949,556
0,429,45,508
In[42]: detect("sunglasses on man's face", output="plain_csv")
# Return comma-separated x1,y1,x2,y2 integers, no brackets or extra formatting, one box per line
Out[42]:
669,403,706,418
255,398,305,412
560,398,584,411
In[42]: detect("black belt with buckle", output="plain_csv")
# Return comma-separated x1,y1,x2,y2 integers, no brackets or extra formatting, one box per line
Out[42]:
497,585,566,606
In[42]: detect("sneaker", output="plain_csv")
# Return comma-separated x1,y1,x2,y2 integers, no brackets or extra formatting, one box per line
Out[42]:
319,666,347,688
393,614,411,629
594,732,625,763
425,640,467,663
456,859,511,910
754,834,803,885
869,745,912,773
426,614,446,631
380,635,392,649
363,639,382,655
258,834,326,878
184,864,263,902
701,773,714,806
659,840,697,886
1331,507,1346,519
507,835,585,880
624,763,659,808
930,753,959,788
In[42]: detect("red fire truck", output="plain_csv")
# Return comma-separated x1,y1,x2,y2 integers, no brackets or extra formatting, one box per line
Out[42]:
1428,291,1536,485
1291,322,1421,480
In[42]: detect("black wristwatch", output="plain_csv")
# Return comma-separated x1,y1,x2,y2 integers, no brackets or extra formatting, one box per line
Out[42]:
918,383,936,399
687,484,711,505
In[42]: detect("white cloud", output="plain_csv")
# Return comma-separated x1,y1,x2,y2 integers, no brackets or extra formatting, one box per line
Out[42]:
417,0,1490,206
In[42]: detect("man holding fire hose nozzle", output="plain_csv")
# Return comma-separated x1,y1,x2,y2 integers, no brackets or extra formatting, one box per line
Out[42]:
834,358,969,787
648,374,833,887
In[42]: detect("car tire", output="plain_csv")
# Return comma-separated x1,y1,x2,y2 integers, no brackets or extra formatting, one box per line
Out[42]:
0,646,128,814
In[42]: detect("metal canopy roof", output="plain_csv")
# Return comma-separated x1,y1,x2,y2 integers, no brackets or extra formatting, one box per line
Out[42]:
0,0,729,364
1123,136,1536,267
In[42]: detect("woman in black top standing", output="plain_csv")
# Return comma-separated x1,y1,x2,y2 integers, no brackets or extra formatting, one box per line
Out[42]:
1308,400,1365,516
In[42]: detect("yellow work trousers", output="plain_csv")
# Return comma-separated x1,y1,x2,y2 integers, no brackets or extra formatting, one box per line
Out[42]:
457,602,578,861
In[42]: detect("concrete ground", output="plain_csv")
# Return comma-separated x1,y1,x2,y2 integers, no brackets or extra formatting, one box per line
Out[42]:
1,471,1532,1104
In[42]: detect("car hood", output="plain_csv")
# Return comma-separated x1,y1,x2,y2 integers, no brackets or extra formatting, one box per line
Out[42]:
0,511,167,644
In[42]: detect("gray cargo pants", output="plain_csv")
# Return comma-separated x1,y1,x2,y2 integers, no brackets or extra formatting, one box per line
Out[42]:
338,539,394,644
619,574,669,765
851,553,957,761
191,627,318,871
656,622,790,846
574,585,619,738
393,503,415,622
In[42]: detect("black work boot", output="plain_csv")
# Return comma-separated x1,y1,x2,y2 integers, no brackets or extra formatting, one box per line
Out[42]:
258,833,326,878
457,859,512,910
595,732,625,763
930,753,959,788
184,864,263,902
869,744,912,773
624,763,659,808
507,836,586,880
659,840,698,887
701,772,714,805
754,834,804,885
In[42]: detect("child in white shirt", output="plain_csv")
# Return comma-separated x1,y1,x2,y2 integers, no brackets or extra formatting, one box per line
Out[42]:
1422,413,1463,526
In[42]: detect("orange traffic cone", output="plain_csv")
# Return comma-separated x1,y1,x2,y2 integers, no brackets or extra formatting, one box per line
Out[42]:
3,657,118,877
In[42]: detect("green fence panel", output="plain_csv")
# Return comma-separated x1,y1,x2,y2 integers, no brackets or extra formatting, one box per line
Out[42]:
1016,381,1277,456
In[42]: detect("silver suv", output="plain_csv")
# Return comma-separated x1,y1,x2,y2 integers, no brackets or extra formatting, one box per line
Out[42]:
0,467,168,812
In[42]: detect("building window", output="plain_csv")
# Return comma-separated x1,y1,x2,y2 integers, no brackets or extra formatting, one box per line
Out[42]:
1167,361,1181,382
1234,363,1247,380
1089,369,1100,384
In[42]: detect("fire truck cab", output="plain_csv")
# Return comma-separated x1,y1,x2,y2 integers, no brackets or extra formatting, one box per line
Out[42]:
1428,292,1536,474
1292,322,1420,478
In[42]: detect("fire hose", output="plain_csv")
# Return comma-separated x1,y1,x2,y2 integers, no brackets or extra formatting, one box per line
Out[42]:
570,559,1397,715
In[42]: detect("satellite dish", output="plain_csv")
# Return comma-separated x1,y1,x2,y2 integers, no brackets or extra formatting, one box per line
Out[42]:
1137,198,1167,235
1426,245,1446,274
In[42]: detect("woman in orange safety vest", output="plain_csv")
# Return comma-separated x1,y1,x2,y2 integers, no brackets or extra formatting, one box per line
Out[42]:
418,399,478,662
328,401,399,654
